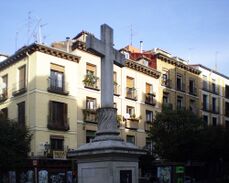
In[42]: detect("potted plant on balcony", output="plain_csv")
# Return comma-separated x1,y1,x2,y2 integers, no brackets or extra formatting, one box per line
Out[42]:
83,73,99,88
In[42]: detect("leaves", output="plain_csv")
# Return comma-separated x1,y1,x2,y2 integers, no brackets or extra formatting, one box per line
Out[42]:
0,118,32,169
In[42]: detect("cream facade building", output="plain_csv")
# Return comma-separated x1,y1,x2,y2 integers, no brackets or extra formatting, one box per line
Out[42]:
0,30,228,177
191,64,229,126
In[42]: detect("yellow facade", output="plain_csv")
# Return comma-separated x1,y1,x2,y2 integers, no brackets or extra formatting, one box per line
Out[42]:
0,34,228,161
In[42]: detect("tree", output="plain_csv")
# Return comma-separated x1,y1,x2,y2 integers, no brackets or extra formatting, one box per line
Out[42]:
0,117,32,170
149,109,205,162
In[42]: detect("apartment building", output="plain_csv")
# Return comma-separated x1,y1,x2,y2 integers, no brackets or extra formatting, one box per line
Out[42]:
191,64,229,126
0,33,161,177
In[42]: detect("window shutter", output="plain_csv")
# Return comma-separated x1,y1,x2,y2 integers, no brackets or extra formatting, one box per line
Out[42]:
49,101,53,121
126,77,134,88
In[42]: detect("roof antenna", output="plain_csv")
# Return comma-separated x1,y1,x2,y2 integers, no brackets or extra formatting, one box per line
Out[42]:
130,24,133,45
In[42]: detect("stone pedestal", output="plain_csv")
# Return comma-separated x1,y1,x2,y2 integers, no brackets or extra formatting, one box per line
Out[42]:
68,108,145,183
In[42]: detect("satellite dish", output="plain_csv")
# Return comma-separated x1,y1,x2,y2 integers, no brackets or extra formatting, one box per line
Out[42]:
124,113,130,119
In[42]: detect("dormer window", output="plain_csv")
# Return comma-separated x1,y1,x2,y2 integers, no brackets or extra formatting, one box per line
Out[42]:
143,59,149,66
121,51,129,59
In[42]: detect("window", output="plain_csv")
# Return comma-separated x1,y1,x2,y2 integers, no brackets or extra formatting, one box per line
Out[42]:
50,136,64,151
49,64,65,93
177,96,183,109
212,97,217,112
176,74,182,91
19,65,26,90
126,76,134,88
212,79,218,94
212,117,217,126
0,108,8,119
18,101,25,126
189,99,196,112
225,85,229,99
113,72,119,95
163,95,169,104
203,115,208,125
203,94,208,110
146,83,153,94
126,106,135,117
48,101,68,131
189,79,195,95
161,70,169,87
1,75,8,100
86,130,96,143
126,135,135,144
146,110,153,122
86,97,97,110
86,63,96,75
225,102,229,117
113,102,117,108
202,75,208,90
126,76,136,100
226,120,229,128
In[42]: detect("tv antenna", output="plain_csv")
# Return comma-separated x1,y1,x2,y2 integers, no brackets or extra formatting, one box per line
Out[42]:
214,51,218,71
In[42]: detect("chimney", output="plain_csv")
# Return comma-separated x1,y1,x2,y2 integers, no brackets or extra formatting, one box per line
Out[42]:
66,37,70,53
140,41,143,53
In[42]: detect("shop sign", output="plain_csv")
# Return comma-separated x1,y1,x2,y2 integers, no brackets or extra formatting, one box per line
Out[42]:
53,150,66,160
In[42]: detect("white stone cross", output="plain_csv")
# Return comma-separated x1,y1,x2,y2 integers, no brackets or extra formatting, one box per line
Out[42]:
86,24,125,108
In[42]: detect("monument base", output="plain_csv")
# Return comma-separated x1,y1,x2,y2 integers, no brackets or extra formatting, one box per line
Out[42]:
68,140,145,183
68,107,146,183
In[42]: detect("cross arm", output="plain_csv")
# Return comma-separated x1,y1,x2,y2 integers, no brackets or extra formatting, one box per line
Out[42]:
113,49,125,67
86,35,105,56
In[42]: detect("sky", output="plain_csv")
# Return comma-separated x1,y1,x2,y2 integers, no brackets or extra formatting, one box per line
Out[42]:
1,0,229,76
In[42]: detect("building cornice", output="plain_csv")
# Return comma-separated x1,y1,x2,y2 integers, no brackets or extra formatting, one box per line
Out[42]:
156,53,201,75
125,59,161,79
0,43,80,71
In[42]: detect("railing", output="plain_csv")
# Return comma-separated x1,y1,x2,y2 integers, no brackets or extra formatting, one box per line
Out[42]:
48,77,69,95
47,116,69,131
12,80,27,96
114,84,121,96
83,74,100,90
0,88,8,102
125,118,139,130
82,109,97,123
126,87,137,100
145,93,156,106
161,79,172,88
211,107,220,114
202,84,219,95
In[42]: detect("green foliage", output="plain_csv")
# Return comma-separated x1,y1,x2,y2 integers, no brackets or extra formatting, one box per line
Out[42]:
83,73,98,87
149,109,206,162
0,118,32,169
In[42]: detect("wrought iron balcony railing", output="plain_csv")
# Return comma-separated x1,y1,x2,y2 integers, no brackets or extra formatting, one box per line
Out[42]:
126,87,137,100
47,116,69,131
12,80,27,96
48,77,69,95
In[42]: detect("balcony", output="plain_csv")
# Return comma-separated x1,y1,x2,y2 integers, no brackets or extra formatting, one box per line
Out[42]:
83,74,100,91
145,93,156,106
48,77,69,95
82,109,97,123
47,116,69,131
126,87,137,101
125,118,139,130
114,83,121,96
12,80,27,96
202,104,210,112
145,121,153,131
162,103,173,110
0,89,8,102
161,79,172,88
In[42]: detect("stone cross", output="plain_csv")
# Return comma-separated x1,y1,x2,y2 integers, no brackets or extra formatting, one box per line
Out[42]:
86,24,125,107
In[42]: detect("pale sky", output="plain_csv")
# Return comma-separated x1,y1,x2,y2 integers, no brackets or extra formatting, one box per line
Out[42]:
1,0,229,76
